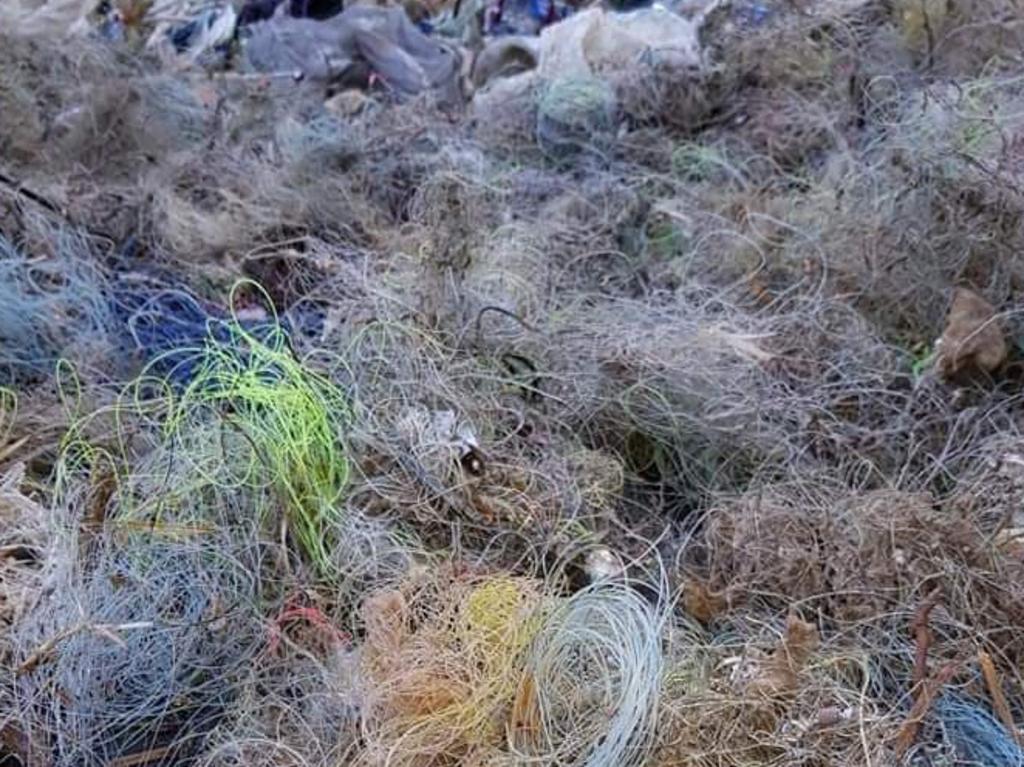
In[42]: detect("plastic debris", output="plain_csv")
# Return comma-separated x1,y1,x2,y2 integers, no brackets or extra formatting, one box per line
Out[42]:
0,0,95,38
536,75,618,158
238,0,344,25
535,5,703,79
242,5,465,101
471,6,704,104
167,5,237,58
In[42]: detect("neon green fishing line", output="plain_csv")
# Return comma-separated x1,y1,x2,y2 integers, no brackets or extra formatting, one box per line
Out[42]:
156,283,351,575
55,282,352,577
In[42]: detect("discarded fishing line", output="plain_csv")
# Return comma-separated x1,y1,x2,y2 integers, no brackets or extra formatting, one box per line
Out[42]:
323,510,417,613
200,660,361,767
157,291,351,575
275,112,360,173
201,619,361,767
936,694,1024,766
511,582,664,767
359,572,547,766
697,483,1024,661
0,229,113,384
536,77,617,160
7,6,1024,767
60,281,353,579
112,286,289,387
0,461,50,630
362,573,666,767
10,531,264,767
651,613,899,767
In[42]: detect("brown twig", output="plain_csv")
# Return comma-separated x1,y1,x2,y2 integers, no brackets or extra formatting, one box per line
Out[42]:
0,436,30,466
895,662,958,757
18,622,154,675
109,746,173,767
978,650,1023,747
0,167,111,242
0,170,67,219
910,587,942,689
895,587,945,757
17,622,87,675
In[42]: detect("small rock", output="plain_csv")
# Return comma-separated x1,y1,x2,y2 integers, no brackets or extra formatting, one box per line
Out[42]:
584,547,623,582
325,89,373,118
936,287,1006,382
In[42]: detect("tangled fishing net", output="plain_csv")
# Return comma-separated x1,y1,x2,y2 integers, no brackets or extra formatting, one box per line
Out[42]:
0,462,49,631
536,77,618,160
57,284,356,582
691,482,1024,676
4,1,1024,765
512,583,664,767
9,530,265,767
359,570,664,767
0,229,114,384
